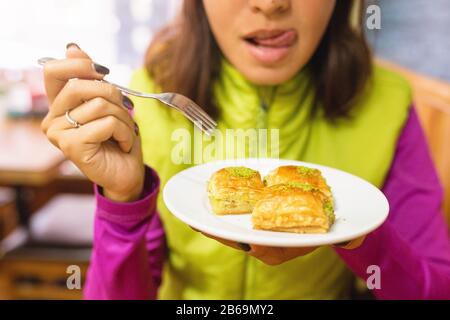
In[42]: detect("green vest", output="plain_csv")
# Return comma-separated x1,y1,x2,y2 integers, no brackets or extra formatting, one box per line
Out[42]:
130,59,411,299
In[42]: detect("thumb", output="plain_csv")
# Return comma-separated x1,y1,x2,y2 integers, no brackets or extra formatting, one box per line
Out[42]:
65,42,92,60
334,235,366,250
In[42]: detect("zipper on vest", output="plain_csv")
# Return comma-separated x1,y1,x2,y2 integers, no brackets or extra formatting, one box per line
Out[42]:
257,101,267,129
256,86,277,129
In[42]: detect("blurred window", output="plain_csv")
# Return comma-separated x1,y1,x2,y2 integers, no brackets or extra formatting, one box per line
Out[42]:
366,0,450,82
0,0,179,82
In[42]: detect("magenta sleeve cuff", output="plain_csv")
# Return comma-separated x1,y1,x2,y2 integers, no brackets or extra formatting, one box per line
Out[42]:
93,166,160,224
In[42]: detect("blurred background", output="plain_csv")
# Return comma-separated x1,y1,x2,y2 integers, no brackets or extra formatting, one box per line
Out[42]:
0,0,449,299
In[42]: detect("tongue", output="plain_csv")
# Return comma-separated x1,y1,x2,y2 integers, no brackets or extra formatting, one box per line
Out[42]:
253,30,297,47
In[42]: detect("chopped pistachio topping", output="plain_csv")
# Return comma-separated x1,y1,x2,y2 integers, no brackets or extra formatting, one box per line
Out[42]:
269,182,316,192
323,201,335,223
225,166,257,178
324,201,334,212
296,166,318,176
286,181,316,191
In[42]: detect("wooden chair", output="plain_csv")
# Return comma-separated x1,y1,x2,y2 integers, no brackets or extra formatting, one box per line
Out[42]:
0,188,17,241
0,193,94,299
376,58,450,227
0,244,90,300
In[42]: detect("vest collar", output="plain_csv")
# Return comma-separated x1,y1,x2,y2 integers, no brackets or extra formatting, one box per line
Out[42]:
214,58,313,131
219,57,309,98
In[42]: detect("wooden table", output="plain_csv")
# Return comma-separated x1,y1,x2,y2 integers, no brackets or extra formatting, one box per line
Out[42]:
0,118,65,186
0,117,65,225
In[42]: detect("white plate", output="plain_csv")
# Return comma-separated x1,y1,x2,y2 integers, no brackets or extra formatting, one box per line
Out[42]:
163,158,389,247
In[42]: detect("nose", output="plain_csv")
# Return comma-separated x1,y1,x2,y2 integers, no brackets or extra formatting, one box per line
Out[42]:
249,0,290,16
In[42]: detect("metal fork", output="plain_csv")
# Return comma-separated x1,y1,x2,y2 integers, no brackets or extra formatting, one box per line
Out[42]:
37,57,217,135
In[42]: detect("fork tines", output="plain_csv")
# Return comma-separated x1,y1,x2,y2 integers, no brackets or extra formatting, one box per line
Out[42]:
171,95,217,135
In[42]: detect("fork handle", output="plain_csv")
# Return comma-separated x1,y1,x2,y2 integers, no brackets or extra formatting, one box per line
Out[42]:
101,80,158,99
37,57,158,99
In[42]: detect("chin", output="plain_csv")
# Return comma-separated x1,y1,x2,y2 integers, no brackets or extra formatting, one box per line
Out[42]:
239,65,301,86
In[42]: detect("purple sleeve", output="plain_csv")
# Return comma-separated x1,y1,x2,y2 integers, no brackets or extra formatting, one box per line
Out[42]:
83,166,166,300
335,107,450,299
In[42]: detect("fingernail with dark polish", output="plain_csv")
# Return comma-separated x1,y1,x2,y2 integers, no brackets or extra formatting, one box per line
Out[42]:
134,123,139,136
122,95,134,110
92,62,110,75
66,42,80,50
237,243,251,252
335,240,351,248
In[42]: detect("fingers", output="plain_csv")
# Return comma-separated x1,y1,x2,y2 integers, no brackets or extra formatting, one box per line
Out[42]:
194,227,365,265
42,79,126,131
334,235,366,250
78,115,135,153
43,57,109,104
198,232,245,251
196,231,251,251
195,230,317,265
48,97,135,133
65,43,91,59
48,114,135,154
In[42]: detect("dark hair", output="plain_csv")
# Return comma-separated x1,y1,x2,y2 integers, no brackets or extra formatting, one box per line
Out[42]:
145,0,372,121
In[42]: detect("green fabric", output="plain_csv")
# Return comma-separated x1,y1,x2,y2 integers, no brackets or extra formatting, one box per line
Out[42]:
130,59,412,299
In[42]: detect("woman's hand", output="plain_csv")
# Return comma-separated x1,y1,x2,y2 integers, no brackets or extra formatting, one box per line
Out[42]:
195,229,365,265
41,44,144,202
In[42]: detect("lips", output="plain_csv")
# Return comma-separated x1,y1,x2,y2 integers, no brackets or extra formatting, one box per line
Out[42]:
242,29,298,65
244,29,297,48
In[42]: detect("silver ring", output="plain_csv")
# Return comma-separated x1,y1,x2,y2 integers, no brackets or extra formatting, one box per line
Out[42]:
65,110,81,128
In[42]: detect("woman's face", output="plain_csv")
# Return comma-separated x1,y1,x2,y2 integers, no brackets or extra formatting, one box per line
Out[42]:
202,0,336,85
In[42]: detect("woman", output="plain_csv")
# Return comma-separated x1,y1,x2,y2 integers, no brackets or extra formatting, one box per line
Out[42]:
41,0,450,299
